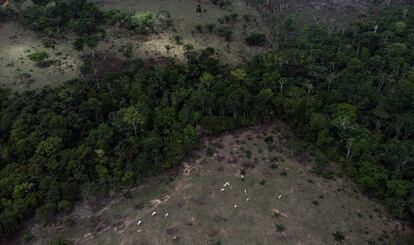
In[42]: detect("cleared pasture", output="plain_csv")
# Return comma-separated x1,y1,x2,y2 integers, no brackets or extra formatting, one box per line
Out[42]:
28,124,406,245
0,22,81,90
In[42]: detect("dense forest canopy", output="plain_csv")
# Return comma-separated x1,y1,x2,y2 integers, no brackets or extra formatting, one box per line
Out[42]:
0,0,413,239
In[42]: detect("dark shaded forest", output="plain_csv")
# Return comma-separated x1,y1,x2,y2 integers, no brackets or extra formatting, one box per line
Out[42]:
0,0,413,239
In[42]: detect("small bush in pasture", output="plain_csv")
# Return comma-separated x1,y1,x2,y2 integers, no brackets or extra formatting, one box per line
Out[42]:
119,42,134,58
245,33,266,46
332,231,345,242
206,147,214,157
28,51,48,62
195,24,203,33
173,35,182,45
217,26,233,41
276,223,285,232
206,23,216,33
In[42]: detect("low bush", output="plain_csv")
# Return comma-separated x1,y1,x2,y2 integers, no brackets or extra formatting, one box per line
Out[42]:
28,51,49,62
217,26,233,41
245,33,266,46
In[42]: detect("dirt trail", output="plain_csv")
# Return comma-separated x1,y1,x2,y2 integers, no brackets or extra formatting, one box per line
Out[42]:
78,156,205,244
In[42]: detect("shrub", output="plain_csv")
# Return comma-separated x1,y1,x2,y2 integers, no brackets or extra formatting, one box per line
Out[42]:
245,33,266,46
245,150,252,159
80,59,93,74
206,23,216,33
332,231,345,242
183,43,194,52
195,24,203,33
123,191,133,199
165,44,173,53
230,13,238,22
124,12,155,34
264,136,274,144
217,26,233,41
35,202,57,224
210,0,232,9
240,169,247,175
49,237,71,245
276,223,285,232
28,51,56,67
243,14,251,22
24,0,105,38
58,200,71,212
119,42,134,58
155,10,173,31
28,51,48,62
122,10,172,34
173,35,182,45
206,147,214,157
21,233,33,243
0,7,6,20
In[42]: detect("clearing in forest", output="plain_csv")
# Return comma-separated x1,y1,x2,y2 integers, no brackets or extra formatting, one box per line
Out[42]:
93,0,270,63
0,22,81,90
0,0,269,90
28,123,407,245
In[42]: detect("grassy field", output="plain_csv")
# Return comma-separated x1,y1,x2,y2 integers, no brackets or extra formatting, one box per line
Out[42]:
26,123,407,245
1,0,269,90
94,0,270,63
0,22,81,90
